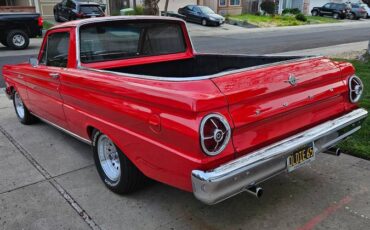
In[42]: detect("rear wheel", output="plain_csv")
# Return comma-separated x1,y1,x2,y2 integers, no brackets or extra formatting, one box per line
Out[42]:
312,10,318,16
6,30,29,50
349,13,356,20
13,90,37,125
201,18,207,26
93,130,146,194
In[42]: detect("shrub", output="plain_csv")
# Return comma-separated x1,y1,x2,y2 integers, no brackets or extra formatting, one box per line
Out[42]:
295,13,307,22
282,8,290,15
260,0,276,15
255,11,261,16
134,6,144,15
282,8,301,15
290,8,301,15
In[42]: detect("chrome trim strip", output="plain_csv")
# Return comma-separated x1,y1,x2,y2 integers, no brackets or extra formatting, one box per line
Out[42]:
74,16,321,82
191,108,368,204
78,56,322,82
31,113,91,145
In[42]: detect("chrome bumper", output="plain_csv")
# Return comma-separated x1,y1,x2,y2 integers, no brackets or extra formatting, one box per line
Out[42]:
192,108,368,205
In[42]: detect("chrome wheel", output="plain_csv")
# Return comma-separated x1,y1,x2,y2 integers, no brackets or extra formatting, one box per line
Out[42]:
14,92,25,119
202,19,207,26
12,34,25,47
97,135,121,182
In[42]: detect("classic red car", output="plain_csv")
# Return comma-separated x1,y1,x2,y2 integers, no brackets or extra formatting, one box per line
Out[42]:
3,16,367,204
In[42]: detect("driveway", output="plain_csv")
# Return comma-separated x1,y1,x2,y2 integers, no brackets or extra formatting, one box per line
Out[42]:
0,91,370,229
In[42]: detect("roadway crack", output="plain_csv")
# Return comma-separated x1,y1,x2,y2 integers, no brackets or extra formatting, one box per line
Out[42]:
0,125,101,230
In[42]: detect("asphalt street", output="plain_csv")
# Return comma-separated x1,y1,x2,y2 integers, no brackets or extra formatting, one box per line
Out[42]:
1,20,370,87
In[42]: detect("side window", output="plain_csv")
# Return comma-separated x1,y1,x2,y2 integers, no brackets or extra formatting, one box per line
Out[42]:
323,3,331,8
41,32,70,68
62,0,67,7
187,5,193,11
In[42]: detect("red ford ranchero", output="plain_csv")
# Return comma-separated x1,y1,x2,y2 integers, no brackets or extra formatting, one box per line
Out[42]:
3,16,367,204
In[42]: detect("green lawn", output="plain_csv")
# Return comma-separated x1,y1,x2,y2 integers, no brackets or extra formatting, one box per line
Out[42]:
43,21,55,30
228,14,339,27
338,59,370,160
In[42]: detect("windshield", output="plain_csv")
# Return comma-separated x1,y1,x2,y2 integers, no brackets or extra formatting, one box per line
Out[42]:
199,6,215,14
80,5,102,14
79,21,186,63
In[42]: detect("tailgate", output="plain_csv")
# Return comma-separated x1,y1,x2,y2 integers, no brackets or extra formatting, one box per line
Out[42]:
211,57,349,157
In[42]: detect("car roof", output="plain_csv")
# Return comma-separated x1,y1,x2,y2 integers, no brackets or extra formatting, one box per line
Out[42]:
51,16,184,29
75,1,100,5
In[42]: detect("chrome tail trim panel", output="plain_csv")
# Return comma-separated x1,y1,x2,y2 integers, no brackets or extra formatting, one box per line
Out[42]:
191,108,368,205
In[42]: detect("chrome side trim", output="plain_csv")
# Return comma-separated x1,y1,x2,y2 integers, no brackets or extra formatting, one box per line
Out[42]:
78,56,322,82
191,108,368,205
31,113,91,145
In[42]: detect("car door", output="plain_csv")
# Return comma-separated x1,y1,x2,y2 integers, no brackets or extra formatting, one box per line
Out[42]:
192,6,203,23
321,3,332,16
26,29,71,128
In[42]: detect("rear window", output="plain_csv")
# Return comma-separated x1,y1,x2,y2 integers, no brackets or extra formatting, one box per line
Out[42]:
79,21,187,63
80,5,102,14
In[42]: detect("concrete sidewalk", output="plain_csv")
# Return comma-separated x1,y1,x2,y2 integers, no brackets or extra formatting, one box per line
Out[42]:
1,91,370,229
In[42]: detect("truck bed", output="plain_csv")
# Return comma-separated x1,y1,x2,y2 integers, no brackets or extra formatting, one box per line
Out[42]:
105,54,302,78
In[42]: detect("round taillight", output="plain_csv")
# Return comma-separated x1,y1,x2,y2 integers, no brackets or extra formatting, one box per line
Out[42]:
349,75,364,103
200,114,231,156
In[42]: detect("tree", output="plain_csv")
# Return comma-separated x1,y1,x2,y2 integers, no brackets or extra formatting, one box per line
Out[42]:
260,0,276,15
143,0,160,15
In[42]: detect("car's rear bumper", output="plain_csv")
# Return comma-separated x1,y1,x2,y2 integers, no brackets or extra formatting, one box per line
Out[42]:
191,108,368,205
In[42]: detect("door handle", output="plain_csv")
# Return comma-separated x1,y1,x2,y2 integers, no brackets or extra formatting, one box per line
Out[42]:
49,73,60,79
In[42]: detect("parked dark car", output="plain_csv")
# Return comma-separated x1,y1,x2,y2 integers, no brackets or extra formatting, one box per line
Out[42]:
311,3,347,19
0,13,43,50
178,5,225,26
54,0,105,22
348,3,367,20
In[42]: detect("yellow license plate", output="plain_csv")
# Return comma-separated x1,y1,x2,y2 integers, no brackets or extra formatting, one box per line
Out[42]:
287,143,315,172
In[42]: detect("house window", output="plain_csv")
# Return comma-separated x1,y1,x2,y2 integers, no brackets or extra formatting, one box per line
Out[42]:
219,0,226,6
229,0,241,6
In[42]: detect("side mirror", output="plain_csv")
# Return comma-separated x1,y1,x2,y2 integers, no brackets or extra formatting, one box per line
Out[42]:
29,57,39,67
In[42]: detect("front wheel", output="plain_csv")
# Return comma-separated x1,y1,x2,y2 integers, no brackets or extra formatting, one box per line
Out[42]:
0,37,9,47
333,13,339,19
93,130,146,194
6,30,29,50
13,90,37,125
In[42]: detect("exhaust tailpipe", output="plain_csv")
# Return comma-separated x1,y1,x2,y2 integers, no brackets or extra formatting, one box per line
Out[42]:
325,147,342,156
245,186,263,198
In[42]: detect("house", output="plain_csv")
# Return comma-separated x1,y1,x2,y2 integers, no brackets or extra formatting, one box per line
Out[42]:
100,0,200,16
0,0,108,19
0,0,197,19
201,0,243,15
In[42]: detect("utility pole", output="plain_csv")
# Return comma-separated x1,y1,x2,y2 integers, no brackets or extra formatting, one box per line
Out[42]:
164,0,169,14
